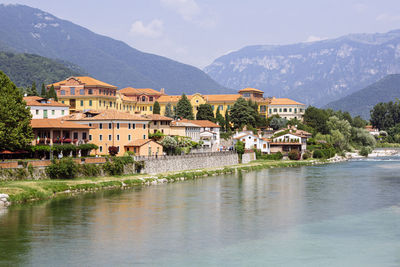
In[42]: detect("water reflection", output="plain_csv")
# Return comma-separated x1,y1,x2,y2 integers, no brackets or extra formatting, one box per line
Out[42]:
1,159,400,265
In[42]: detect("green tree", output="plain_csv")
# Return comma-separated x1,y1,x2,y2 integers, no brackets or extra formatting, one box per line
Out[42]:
215,108,225,131
176,94,194,119
153,101,160,114
230,97,256,129
46,84,58,101
270,117,287,130
0,71,33,151
196,103,215,121
352,116,367,128
303,106,329,134
40,83,46,98
27,81,38,96
160,136,178,155
225,111,231,132
164,102,174,118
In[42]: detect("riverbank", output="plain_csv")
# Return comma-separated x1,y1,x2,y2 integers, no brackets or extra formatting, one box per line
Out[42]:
0,159,328,206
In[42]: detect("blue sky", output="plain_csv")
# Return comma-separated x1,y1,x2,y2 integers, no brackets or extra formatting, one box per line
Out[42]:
2,0,400,68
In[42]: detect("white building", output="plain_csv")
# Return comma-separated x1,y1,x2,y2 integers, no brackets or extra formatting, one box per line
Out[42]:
270,128,312,154
24,96,69,119
233,131,270,153
268,97,306,120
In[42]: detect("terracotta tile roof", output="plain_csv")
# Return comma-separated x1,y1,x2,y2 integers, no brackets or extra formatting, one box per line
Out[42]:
63,110,150,121
269,98,304,105
142,114,173,121
119,87,163,95
24,96,69,107
124,139,159,147
180,119,220,128
171,120,201,127
31,119,92,129
238,87,264,93
49,76,117,89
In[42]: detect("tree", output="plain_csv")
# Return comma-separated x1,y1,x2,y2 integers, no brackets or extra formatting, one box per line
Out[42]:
352,116,367,128
196,103,215,121
176,94,194,119
0,71,33,151
225,111,231,132
303,106,329,134
46,84,58,101
215,108,225,131
269,117,287,130
230,97,256,129
160,136,178,155
40,83,46,98
26,81,38,96
164,102,174,118
153,101,160,114
327,116,351,139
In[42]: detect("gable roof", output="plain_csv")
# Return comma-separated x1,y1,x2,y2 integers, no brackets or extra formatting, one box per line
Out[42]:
119,87,163,96
181,119,220,128
31,119,91,129
124,139,160,147
24,96,69,107
49,76,117,89
238,88,264,94
63,110,150,121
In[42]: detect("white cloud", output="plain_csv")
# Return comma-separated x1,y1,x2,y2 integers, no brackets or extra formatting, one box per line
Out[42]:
160,0,216,28
376,13,400,22
305,35,327,43
160,0,200,21
130,19,164,38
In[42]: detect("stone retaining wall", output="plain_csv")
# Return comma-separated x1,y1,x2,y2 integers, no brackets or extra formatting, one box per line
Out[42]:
141,152,239,174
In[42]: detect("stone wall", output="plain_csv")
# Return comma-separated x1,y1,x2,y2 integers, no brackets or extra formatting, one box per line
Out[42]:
242,152,256,164
141,151,239,174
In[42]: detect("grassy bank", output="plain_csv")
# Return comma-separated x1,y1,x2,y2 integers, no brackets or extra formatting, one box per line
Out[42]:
0,159,326,205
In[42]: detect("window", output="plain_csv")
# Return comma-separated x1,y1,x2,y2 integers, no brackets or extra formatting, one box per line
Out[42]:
99,100,101,107
43,110,48,118
218,105,223,111
294,108,297,113
279,108,282,112
108,135,112,141
35,110,39,115
89,100,92,106
80,89,85,95
99,123,103,129
116,123,120,129
143,134,146,139
80,100,84,106
70,87,75,95
128,134,131,141
109,101,112,107
61,101,65,104
88,89,93,95
99,135,103,141
142,96,146,102
227,105,231,110
274,108,277,112
143,124,146,129
61,90,66,95
99,146,103,152
243,93,250,97
89,123,92,127
114,102,116,108
283,108,287,112
150,106,153,111
154,121,158,126
108,123,112,129
117,135,120,141
52,110,55,115
132,123,136,129
149,97,153,101
128,123,131,129
269,109,272,114
82,132,87,140
89,135,92,141
289,108,292,112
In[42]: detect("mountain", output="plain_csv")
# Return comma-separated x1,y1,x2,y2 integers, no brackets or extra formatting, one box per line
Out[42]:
204,30,400,106
0,51,85,88
0,4,231,94
324,74,400,119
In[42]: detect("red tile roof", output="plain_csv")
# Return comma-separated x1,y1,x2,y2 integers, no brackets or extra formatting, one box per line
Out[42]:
31,119,92,129
24,96,68,107
49,76,117,89
124,139,160,147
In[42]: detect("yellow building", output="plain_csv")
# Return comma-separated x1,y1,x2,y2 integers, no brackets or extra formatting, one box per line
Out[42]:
62,109,152,156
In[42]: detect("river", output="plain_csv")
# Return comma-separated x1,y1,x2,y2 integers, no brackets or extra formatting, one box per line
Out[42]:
1,157,400,266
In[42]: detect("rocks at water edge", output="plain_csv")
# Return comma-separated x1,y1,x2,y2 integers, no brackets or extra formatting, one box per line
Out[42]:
0,194,10,207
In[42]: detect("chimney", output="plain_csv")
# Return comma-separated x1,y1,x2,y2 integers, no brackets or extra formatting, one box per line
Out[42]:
160,88,165,94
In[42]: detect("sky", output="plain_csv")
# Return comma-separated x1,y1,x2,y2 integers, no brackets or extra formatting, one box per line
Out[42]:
2,0,400,69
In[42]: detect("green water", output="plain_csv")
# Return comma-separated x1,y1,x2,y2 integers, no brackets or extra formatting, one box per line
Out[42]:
1,158,400,266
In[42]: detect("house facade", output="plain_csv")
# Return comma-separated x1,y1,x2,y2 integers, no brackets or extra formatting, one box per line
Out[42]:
268,97,306,120
124,139,163,156
24,96,69,119
233,131,270,154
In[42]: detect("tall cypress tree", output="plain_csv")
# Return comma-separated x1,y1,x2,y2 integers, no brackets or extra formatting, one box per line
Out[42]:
165,102,174,118
27,81,38,96
0,71,33,151
225,110,231,132
153,101,160,114
176,94,194,120
46,85,58,101
40,83,46,98
215,108,225,131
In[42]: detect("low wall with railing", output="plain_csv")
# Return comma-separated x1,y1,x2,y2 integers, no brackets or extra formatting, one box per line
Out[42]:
138,151,239,174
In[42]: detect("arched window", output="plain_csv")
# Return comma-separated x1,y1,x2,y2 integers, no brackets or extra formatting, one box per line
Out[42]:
142,96,146,102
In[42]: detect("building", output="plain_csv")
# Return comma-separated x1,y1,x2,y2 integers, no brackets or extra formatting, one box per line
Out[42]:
365,125,380,136
233,131,270,153
119,87,165,115
124,139,163,156
141,114,173,135
63,110,150,156
179,119,221,151
24,96,69,119
268,97,305,120
270,127,312,155
31,119,91,146
170,120,201,141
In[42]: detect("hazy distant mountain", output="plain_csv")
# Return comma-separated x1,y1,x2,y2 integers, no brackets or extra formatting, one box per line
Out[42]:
0,4,231,94
0,51,85,88
324,74,400,119
205,30,400,106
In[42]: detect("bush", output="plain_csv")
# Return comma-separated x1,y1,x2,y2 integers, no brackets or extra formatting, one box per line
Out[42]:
78,143,98,157
103,156,134,176
288,150,301,160
302,151,312,160
108,146,119,156
313,148,335,159
259,152,283,160
79,164,101,177
359,146,373,157
46,158,78,179
149,131,165,141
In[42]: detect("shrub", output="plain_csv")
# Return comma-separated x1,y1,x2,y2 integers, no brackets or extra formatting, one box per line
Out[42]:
359,146,373,157
302,151,312,160
103,161,124,176
259,152,283,160
78,143,98,157
46,158,78,179
149,131,164,141
108,146,119,156
313,149,324,159
313,148,335,159
288,150,301,160
79,164,101,177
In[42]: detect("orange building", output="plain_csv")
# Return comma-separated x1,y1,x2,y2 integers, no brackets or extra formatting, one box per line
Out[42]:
124,139,163,156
